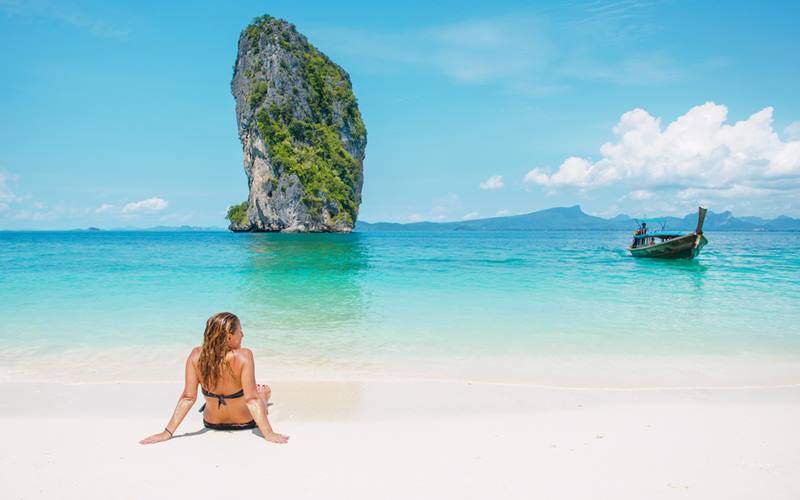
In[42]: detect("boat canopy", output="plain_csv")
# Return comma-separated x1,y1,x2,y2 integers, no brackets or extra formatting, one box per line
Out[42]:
633,230,686,239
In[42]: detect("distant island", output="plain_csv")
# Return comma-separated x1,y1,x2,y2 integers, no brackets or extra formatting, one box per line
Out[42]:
44,207,797,232
226,15,367,233
356,206,800,232
67,225,227,232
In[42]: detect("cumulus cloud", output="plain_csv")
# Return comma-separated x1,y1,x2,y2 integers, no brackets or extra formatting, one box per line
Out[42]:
495,209,511,216
479,175,504,190
122,197,168,214
461,211,480,220
94,203,115,214
785,121,800,141
525,103,800,193
525,157,597,188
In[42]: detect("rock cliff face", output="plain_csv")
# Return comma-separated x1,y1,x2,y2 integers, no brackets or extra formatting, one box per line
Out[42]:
227,15,366,232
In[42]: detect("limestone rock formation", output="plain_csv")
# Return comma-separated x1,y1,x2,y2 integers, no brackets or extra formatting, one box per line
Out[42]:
227,15,366,232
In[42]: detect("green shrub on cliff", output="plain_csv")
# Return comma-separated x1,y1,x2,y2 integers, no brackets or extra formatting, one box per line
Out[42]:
226,202,248,226
248,82,269,108
255,106,359,224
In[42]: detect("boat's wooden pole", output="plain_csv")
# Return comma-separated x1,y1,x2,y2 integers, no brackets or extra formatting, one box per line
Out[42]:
695,206,707,234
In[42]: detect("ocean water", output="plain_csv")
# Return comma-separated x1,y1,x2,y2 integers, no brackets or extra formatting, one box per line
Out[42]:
1,230,799,383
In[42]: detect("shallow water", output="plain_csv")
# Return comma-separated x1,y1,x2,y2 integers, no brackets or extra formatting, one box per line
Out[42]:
1,230,799,381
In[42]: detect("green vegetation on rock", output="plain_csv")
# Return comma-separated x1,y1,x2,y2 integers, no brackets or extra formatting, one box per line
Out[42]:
255,109,359,222
248,81,269,108
226,201,248,226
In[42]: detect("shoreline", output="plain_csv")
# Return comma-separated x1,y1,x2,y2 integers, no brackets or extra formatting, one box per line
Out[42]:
3,348,800,388
5,376,800,391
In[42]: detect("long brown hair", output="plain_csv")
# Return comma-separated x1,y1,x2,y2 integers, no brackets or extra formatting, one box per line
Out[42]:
198,312,240,388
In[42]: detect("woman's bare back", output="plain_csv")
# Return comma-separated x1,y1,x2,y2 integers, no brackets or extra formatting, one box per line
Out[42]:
191,347,254,425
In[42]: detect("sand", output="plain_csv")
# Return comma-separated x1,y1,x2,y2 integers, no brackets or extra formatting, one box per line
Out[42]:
1,379,799,499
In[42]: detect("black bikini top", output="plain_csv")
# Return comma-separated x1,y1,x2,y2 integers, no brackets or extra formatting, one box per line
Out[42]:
198,387,245,412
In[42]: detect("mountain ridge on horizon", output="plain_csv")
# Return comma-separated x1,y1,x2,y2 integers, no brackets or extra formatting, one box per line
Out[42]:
4,206,797,232
356,205,800,232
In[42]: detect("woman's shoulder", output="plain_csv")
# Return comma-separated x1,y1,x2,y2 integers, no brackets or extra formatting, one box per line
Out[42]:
188,346,202,361
227,347,254,367
230,347,254,360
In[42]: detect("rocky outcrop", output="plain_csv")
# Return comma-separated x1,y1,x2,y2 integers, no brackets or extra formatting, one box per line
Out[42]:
227,15,367,232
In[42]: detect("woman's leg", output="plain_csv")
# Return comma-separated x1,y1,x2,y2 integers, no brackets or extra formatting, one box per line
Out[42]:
257,383,271,413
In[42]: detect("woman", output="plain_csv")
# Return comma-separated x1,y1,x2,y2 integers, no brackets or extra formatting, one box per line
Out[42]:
139,312,289,444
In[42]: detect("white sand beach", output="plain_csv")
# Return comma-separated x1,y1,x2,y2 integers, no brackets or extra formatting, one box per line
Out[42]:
1,378,799,499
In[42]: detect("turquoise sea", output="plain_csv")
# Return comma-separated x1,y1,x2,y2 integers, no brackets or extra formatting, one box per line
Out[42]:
1,230,799,382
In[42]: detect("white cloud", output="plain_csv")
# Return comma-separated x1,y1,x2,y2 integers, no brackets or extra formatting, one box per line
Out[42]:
122,197,168,214
479,175,504,190
495,209,511,216
785,121,800,141
525,103,800,194
523,168,550,187
461,211,480,220
95,203,116,214
525,157,596,188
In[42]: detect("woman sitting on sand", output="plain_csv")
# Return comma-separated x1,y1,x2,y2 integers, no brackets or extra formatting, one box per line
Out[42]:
140,312,289,445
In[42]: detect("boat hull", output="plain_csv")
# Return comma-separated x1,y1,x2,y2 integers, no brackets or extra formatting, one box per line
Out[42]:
628,233,708,260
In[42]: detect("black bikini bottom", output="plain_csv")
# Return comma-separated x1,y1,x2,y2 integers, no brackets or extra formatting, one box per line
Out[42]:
203,419,257,431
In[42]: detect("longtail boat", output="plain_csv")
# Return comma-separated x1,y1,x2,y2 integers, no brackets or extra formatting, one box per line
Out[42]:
628,207,708,260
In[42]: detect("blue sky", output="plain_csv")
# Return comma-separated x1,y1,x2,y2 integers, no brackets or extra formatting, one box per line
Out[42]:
1,0,799,229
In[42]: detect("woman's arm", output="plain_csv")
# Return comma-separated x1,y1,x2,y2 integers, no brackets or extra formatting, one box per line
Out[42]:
139,349,200,445
240,348,289,444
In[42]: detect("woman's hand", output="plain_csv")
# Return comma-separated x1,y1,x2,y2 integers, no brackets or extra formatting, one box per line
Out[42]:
139,430,172,445
264,432,289,444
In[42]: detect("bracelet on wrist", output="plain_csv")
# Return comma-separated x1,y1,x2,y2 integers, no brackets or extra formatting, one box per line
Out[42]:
164,427,173,437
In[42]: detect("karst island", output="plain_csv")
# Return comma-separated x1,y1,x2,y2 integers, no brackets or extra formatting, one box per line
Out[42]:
226,15,367,232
